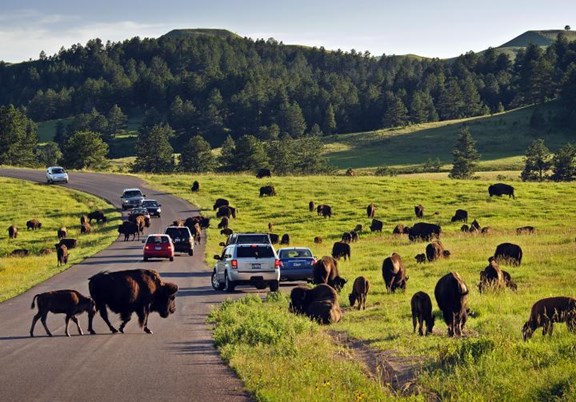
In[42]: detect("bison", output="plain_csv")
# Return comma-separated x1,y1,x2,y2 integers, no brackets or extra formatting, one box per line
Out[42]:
408,222,441,242
393,224,408,235
341,232,352,244
345,168,355,176
469,219,481,233
56,243,69,266
269,233,280,244
317,204,332,218
494,242,523,266
313,236,323,244
10,249,29,257
478,257,505,293
88,210,106,223
118,221,139,241
30,290,96,337
415,253,426,264
26,219,42,230
382,253,408,293
213,198,229,211
88,269,178,334
411,291,435,336
289,284,342,324
8,224,17,239
451,209,468,223
57,226,67,240
349,276,369,310
216,206,236,219
308,200,315,212
366,203,376,218
191,180,200,192
370,219,383,232
80,215,88,225
280,233,290,245
217,216,229,230
313,256,347,292
81,222,91,234
331,241,351,261
58,238,77,249
516,226,535,235
256,168,272,178
259,185,276,197
522,297,576,341
426,241,451,262
220,228,233,236
434,272,469,337
414,204,424,219
489,183,515,198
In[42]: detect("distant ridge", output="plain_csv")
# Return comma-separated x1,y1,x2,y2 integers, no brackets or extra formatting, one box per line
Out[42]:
498,29,576,48
160,29,240,40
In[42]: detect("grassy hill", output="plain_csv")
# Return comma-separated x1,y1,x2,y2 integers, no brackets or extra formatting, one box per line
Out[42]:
160,29,240,40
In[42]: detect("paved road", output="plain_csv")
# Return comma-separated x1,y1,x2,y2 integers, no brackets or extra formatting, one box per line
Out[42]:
0,168,252,402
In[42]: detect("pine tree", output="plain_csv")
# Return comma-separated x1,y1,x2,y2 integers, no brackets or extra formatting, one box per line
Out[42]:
132,124,175,173
179,135,216,173
0,105,38,167
551,143,576,182
218,135,236,172
233,135,270,172
62,130,109,170
449,126,480,179
521,139,551,181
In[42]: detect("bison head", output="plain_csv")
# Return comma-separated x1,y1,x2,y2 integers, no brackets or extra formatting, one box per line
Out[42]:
151,282,179,318
348,292,357,307
522,322,535,341
332,276,347,293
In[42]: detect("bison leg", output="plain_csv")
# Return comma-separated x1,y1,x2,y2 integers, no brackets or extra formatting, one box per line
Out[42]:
69,315,83,336
95,305,118,334
118,311,133,334
137,307,153,334
40,312,52,337
30,312,43,337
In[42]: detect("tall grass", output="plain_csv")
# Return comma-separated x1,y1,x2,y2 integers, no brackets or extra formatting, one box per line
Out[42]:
145,173,576,400
0,178,120,301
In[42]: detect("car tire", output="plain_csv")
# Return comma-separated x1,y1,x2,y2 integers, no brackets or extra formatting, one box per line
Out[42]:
169,256,174,262
269,280,279,292
188,249,193,256
143,256,148,262
224,272,236,292
211,270,225,291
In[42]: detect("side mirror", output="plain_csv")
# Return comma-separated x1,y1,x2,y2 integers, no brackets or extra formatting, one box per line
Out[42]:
214,255,221,260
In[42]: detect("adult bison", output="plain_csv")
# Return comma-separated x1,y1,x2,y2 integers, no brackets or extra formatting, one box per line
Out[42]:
118,221,139,241
408,222,441,242
478,256,517,292
8,224,18,239
289,284,342,324
331,241,351,261
88,269,178,334
259,185,276,197
370,219,383,232
434,272,469,337
213,198,229,211
312,256,347,292
488,183,515,199
366,203,376,218
191,180,200,192
392,224,408,235
216,206,236,219
256,168,272,178
381,253,408,293
426,241,451,262
317,204,332,218
494,242,523,266
308,201,315,212
26,219,42,230
88,210,107,223
451,209,468,223
414,204,424,218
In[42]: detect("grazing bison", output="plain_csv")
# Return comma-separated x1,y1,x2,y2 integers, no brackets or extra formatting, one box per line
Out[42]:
8,224,17,239
516,226,535,235
502,270,517,291
220,228,233,236
213,198,229,211
216,206,236,219
317,204,332,218
345,168,355,176
331,241,351,261
81,222,91,234
58,238,77,249
341,232,352,244
522,297,576,341
349,276,369,310
370,219,383,232
451,209,468,223
366,203,376,218
256,168,272,178
269,233,280,244
30,290,96,337
191,180,200,192
118,221,140,241
478,257,505,293
56,243,69,266
354,224,363,233
481,226,492,234
308,201,315,212
414,204,424,219
415,253,426,264
313,256,347,292
426,241,451,262
411,291,435,336
460,224,470,233
259,185,276,197
26,219,42,230
489,183,515,198
434,272,469,337
80,215,88,225
469,219,481,233
382,253,408,293
280,233,290,245
217,216,229,229
494,242,523,266
268,222,273,232
393,224,408,235
88,210,106,223
57,226,67,240
408,222,441,242
313,236,323,244
88,269,178,334
289,284,342,324
10,249,29,257
350,230,359,242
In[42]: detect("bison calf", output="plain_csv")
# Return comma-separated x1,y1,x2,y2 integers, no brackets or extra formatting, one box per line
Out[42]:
8,224,18,239
349,276,369,310
522,297,576,341
56,243,69,266
30,290,96,337
411,291,435,336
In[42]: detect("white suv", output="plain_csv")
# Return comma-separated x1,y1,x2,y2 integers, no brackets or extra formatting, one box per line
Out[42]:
46,166,69,184
211,243,280,292
121,188,145,210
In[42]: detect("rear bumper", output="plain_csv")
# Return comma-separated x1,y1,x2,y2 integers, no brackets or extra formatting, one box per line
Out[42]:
229,270,280,282
280,269,313,282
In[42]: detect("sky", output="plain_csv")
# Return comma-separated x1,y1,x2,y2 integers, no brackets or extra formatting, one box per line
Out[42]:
2,0,575,63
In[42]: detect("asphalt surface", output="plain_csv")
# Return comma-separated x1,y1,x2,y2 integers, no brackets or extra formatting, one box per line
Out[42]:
0,168,253,402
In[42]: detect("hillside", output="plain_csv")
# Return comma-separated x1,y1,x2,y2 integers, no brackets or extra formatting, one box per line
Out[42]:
160,28,240,40
498,29,576,48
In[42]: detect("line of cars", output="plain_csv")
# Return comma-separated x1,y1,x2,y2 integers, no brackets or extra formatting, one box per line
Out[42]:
210,232,316,292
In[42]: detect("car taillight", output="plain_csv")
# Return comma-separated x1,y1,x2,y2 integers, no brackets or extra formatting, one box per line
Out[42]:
274,259,281,269
231,259,238,269
144,245,151,250
311,258,317,265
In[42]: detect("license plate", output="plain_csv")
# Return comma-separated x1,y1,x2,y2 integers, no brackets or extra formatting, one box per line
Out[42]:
292,262,302,267
252,263,261,269
155,246,162,250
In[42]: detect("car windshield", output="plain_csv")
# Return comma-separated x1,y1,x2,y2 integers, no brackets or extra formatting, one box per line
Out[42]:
131,208,148,214
142,200,158,207
236,245,274,258
147,236,170,244
123,191,142,198
52,168,65,174
165,228,191,239
234,234,270,244
280,249,312,259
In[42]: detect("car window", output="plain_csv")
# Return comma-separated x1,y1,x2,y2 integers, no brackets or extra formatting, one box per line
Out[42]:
143,200,158,207
52,168,65,174
236,246,274,258
280,249,311,258
165,228,191,238
147,236,169,244
233,234,270,244
123,191,143,197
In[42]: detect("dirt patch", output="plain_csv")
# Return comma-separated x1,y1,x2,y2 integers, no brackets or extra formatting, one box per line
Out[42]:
328,330,435,399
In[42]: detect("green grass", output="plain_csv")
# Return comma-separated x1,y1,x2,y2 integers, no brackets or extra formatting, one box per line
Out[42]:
144,173,576,400
0,177,121,302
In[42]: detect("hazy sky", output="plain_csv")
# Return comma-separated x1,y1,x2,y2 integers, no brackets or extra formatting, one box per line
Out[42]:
2,0,575,63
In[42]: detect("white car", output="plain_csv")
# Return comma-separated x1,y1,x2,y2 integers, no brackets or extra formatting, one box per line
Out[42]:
46,166,69,184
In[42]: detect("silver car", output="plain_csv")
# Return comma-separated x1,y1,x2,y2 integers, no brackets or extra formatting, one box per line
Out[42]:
46,166,69,184
211,243,280,292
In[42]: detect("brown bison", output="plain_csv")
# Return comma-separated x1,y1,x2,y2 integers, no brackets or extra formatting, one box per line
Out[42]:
217,216,229,229
256,168,272,178
56,243,69,266
317,204,332,218
280,233,290,245
8,224,17,239
26,219,42,230
434,272,469,337
308,200,315,212
393,224,408,235
415,253,426,264
134,215,146,235
269,233,280,244
461,224,470,233
289,284,342,324
88,210,106,223
57,226,67,240
331,241,351,261
10,249,29,257
494,242,523,266
341,232,352,244
426,241,451,262
478,257,505,293
88,269,178,334
370,219,383,232
58,238,77,249
191,180,200,192
411,291,435,336
382,253,408,293
489,183,515,198
268,222,273,232
451,209,468,223
30,290,96,337
349,276,369,310
312,256,347,292
118,221,140,241
220,228,233,236
213,198,229,211
259,185,276,197
80,215,88,225
366,203,376,218
353,224,363,233
216,205,236,219
313,236,323,244
522,297,576,341
408,222,441,242
414,204,424,218
81,222,91,234
345,168,355,176
516,226,535,235
469,219,481,233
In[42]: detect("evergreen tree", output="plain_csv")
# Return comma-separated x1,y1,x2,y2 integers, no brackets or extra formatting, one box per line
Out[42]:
449,126,480,179
521,139,551,181
218,135,236,172
295,136,332,174
323,104,337,134
0,105,38,167
232,135,270,172
54,120,68,148
267,136,297,175
105,104,127,138
179,135,216,173
133,123,175,173
551,143,576,182
36,142,62,167
281,102,307,137
62,130,109,170
382,94,408,128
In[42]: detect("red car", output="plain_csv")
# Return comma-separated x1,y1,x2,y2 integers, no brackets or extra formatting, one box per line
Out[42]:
143,234,174,261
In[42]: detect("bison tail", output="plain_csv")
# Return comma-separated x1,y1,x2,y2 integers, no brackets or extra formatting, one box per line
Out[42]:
31,294,39,309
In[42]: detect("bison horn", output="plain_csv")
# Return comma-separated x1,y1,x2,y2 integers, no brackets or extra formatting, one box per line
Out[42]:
163,282,179,295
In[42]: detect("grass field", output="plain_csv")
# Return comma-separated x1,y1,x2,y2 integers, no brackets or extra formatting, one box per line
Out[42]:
144,173,576,401
0,178,121,302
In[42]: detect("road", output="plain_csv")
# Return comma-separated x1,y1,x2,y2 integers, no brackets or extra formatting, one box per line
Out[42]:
0,168,252,402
